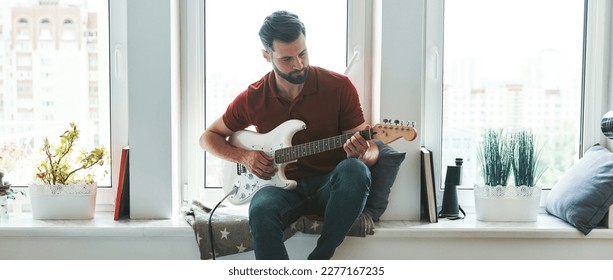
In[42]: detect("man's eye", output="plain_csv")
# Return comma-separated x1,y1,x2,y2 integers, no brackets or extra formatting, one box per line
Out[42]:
282,58,291,62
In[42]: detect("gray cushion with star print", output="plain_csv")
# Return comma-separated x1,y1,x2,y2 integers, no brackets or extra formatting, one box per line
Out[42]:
184,200,374,260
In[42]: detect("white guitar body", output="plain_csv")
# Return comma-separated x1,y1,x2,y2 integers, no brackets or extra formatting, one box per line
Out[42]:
222,119,307,205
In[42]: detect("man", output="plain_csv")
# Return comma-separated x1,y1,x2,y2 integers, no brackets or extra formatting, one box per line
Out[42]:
199,10,379,260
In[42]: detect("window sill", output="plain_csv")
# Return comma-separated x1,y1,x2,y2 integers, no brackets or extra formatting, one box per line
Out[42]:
373,209,613,239
0,211,200,259
0,211,194,237
196,196,613,240
197,192,613,241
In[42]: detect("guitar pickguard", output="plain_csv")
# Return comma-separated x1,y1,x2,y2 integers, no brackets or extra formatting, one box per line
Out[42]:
228,161,292,205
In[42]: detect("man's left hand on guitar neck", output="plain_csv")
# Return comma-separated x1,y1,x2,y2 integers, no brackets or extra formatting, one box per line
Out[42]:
343,124,379,167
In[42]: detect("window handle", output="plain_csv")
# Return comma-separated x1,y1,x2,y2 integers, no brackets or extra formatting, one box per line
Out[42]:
431,47,439,81
344,47,361,75
114,45,122,79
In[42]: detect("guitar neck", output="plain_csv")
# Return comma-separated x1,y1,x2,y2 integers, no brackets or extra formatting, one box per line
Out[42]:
274,129,372,164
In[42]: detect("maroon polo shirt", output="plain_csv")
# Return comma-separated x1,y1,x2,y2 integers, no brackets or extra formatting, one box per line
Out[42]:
222,66,365,179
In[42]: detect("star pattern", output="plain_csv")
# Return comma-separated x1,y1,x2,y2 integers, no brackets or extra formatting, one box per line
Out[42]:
310,220,320,231
196,232,203,245
236,243,247,253
220,228,230,239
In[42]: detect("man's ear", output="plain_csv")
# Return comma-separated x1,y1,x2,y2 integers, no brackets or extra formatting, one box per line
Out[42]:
262,49,271,62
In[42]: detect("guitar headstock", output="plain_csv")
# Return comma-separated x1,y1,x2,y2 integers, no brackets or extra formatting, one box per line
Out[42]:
371,120,417,144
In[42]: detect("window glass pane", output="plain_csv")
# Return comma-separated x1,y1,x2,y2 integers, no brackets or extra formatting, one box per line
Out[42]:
205,0,347,188
0,1,110,187
442,0,584,188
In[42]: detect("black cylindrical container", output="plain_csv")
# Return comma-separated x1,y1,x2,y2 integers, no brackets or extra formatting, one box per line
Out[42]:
439,158,463,218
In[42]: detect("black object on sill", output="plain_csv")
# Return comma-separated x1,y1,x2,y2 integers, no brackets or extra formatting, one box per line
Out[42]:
601,111,613,140
439,158,466,220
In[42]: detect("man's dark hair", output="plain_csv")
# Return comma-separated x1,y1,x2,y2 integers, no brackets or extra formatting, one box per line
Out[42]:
259,11,306,52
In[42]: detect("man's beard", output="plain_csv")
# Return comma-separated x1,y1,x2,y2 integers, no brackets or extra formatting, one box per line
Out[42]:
273,63,309,85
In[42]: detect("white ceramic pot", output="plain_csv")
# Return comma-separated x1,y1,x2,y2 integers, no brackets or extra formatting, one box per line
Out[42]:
29,183,97,220
474,185,541,222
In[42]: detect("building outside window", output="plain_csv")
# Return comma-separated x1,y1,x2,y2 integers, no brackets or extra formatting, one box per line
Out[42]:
0,0,110,188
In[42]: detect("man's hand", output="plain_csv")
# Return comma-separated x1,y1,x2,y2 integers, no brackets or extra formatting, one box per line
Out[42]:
241,150,277,180
343,127,370,159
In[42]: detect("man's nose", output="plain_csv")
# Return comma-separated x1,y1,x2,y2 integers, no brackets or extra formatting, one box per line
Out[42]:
293,57,304,70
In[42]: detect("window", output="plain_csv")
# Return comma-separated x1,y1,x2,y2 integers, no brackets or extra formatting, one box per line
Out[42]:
0,1,110,188
39,19,53,41
203,0,348,188
438,0,585,189
16,18,30,40
61,19,76,40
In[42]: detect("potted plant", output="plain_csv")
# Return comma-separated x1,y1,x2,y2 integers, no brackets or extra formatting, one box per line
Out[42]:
477,129,513,188
474,128,544,222
0,170,22,219
511,129,544,188
29,122,109,220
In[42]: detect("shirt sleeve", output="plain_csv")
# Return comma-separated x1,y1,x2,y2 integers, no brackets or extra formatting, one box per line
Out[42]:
339,76,366,131
222,89,252,132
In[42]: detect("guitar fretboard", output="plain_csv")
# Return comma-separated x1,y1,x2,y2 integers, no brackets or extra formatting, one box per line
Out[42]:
274,129,372,163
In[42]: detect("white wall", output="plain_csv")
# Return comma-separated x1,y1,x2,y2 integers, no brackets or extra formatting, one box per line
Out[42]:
120,0,176,219
372,0,424,220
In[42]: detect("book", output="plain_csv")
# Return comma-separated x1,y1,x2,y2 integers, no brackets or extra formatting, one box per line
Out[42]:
114,146,130,220
420,146,438,223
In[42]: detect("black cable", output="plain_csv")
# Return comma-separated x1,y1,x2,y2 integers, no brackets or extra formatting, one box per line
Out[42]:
208,185,238,260
438,205,466,220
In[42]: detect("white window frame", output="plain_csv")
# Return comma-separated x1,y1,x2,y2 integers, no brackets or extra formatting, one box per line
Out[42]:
424,0,611,207
179,0,372,205
105,0,129,211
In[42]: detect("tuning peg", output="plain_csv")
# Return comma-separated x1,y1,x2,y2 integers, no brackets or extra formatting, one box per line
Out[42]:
383,119,389,124
394,120,400,125
411,121,416,127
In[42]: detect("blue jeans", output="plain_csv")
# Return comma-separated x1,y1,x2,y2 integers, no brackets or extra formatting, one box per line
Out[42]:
248,158,371,260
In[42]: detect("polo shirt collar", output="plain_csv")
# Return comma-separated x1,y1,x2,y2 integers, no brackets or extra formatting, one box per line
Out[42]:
267,66,318,99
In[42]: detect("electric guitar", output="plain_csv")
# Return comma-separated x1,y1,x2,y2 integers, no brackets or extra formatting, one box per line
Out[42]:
222,119,417,205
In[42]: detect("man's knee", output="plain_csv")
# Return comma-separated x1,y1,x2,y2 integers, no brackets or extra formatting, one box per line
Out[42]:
338,157,367,169
337,158,370,182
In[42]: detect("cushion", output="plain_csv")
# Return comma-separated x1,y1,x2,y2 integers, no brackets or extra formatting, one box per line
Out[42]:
362,139,406,221
545,144,613,235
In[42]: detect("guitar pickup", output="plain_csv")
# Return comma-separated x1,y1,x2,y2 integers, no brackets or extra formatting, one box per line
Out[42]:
236,163,247,175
